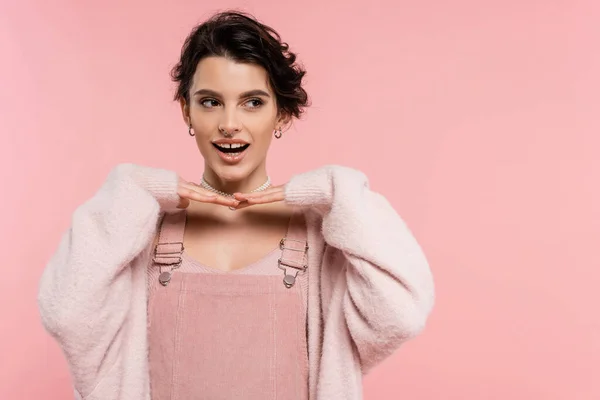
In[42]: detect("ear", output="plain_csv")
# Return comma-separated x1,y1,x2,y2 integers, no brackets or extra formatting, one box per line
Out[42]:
179,98,191,126
276,111,292,131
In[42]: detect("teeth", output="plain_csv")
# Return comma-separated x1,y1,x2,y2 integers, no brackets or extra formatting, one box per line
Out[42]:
215,143,246,149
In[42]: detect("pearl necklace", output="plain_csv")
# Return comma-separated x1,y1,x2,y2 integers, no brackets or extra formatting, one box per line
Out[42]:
200,176,271,198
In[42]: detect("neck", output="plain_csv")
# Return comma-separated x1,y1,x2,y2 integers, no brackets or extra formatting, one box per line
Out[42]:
202,165,270,196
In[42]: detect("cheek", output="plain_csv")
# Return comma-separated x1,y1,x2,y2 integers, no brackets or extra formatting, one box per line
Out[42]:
193,136,212,159
191,117,218,141
250,126,275,150
246,115,277,144
190,119,216,154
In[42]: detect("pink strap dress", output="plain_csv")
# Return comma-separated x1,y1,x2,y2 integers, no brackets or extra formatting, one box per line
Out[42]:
146,207,310,400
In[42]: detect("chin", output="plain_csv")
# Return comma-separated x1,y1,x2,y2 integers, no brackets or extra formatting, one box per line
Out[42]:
211,163,252,182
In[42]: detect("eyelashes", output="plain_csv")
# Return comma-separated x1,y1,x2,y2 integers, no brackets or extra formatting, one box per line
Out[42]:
245,98,264,108
199,98,265,109
200,98,220,108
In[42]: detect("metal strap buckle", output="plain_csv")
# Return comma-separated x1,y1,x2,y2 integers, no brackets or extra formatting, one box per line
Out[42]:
278,237,309,288
153,241,184,287
278,258,308,272
152,241,184,266
279,237,309,252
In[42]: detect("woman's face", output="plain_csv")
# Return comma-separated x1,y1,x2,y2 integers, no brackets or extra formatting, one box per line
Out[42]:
181,56,285,183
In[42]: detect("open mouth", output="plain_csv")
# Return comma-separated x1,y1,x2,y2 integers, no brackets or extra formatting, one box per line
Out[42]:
212,143,250,160
212,143,250,155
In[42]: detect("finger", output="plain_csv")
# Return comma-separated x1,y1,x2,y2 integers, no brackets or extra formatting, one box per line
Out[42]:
235,186,283,200
178,182,226,203
176,196,190,209
179,181,201,191
209,196,241,207
178,186,240,207
244,191,285,205
233,200,252,210
238,184,282,195
176,178,191,208
177,186,216,201
236,190,282,204
178,182,239,207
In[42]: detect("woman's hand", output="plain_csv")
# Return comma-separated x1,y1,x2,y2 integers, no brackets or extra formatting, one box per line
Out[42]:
176,179,241,209
233,184,286,209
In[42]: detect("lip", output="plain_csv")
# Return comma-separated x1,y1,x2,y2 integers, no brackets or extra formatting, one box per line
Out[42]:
212,142,250,165
212,139,250,145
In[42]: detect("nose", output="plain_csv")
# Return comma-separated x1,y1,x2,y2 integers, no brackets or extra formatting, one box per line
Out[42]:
218,110,242,137
218,126,240,137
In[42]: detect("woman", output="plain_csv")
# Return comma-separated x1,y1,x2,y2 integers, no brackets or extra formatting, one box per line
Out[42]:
38,10,435,400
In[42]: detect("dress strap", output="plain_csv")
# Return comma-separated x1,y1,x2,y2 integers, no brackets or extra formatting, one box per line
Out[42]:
278,207,309,289
153,210,186,286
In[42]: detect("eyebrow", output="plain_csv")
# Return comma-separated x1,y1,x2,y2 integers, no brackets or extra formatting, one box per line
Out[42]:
192,89,271,98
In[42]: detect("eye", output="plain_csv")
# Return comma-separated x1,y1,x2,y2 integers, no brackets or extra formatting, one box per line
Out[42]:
244,98,264,109
200,98,220,108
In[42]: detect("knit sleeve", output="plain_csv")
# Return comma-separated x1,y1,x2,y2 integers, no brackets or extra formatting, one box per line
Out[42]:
284,165,435,373
37,163,179,398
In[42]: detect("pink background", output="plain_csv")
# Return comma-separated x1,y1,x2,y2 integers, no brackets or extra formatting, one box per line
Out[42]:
1,0,598,399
